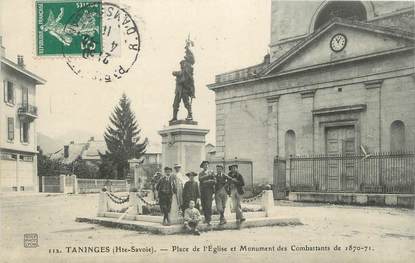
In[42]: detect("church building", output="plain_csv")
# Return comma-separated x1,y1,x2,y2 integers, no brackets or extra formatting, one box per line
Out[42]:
208,1,415,193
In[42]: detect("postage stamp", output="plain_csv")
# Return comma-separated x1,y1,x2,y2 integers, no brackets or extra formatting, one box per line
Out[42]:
36,0,102,56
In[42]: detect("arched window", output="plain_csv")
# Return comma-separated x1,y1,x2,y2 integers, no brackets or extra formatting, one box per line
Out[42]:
285,130,296,158
390,120,405,152
314,1,367,30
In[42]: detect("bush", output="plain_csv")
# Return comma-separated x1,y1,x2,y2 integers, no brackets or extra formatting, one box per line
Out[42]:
244,183,273,198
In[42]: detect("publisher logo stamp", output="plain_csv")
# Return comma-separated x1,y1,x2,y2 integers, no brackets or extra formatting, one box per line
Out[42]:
24,233,39,248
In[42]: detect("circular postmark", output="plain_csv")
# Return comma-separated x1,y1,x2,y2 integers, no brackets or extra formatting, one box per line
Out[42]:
62,2,140,82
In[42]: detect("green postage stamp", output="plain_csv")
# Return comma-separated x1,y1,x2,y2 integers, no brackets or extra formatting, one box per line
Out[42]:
36,0,102,56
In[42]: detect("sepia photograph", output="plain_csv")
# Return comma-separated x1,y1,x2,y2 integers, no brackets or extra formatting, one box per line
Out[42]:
0,0,414,262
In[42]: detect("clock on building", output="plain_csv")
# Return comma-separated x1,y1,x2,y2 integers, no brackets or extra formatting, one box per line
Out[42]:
330,33,347,52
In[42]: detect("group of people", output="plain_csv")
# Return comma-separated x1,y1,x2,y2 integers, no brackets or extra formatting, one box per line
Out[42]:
153,161,246,235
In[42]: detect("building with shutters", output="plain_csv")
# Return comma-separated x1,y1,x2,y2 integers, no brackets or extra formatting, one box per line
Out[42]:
207,1,415,194
0,37,46,192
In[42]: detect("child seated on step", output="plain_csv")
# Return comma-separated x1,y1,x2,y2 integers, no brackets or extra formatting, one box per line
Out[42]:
183,200,201,235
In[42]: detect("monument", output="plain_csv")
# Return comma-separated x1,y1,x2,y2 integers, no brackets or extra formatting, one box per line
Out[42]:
158,38,209,174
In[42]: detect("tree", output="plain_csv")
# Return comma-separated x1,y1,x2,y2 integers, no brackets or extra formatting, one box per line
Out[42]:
98,153,117,179
72,158,99,178
101,94,148,179
37,146,65,176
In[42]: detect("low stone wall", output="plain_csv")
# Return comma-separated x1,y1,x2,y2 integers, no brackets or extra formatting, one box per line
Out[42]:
77,179,128,194
289,192,415,209
39,175,128,194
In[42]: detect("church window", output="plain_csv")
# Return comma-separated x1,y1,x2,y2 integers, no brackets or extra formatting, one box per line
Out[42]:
314,1,367,30
285,130,296,158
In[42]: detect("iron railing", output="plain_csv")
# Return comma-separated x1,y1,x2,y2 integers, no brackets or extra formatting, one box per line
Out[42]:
18,103,38,116
288,151,415,194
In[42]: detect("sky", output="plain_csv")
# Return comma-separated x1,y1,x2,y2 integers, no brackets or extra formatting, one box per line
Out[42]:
1,0,271,146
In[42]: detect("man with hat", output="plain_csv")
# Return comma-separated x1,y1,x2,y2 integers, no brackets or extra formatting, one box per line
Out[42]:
182,172,200,214
226,164,246,224
171,163,187,213
215,164,229,225
198,160,216,226
156,167,176,225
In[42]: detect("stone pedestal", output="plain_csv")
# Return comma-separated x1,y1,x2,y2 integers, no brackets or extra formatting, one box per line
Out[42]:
158,122,209,174
97,191,108,217
261,190,275,217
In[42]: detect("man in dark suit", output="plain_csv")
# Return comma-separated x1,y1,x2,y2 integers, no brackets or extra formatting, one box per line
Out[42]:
182,172,200,214
199,160,215,226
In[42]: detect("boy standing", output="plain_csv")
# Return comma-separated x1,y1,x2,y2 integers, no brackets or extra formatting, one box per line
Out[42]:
182,172,200,214
156,167,176,226
183,200,201,235
214,164,229,225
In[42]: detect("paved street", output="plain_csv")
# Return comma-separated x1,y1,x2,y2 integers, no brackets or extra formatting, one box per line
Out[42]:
1,193,414,263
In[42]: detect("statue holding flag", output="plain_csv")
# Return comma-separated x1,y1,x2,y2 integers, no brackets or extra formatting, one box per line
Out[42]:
170,37,196,123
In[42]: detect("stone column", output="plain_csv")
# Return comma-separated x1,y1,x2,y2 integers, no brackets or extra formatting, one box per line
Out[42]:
97,191,108,217
128,192,139,215
261,190,275,217
365,80,383,186
215,103,226,158
128,158,141,190
299,89,315,154
364,80,383,152
73,175,78,194
266,95,280,185
60,174,65,193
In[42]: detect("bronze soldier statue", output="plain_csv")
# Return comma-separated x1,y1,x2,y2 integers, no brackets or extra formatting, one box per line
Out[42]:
170,38,195,122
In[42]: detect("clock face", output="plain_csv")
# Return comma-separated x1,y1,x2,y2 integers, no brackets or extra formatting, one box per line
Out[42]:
330,34,347,52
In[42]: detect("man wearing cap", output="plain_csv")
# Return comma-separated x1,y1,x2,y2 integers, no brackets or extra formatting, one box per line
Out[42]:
215,164,229,225
156,167,176,225
226,164,246,223
182,172,200,214
198,160,215,226
171,164,187,213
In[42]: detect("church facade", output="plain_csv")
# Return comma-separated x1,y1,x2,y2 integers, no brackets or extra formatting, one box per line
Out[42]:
208,1,415,189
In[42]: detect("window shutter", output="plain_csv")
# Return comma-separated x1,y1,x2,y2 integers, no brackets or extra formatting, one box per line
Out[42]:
3,80,6,103
20,121,23,142
12,82,15,105
7,117,14,141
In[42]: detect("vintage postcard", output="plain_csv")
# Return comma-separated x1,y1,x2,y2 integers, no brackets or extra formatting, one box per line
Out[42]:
0,0,414,262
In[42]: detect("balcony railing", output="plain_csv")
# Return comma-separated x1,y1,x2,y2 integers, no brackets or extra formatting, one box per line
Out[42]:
18,103,38,121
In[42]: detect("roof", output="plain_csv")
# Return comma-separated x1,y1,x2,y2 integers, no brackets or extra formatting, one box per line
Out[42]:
208,18,415,89
1,57,46,84
50,143,87,164
81,140,107,160
50,139,161,164
262,17,415,76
